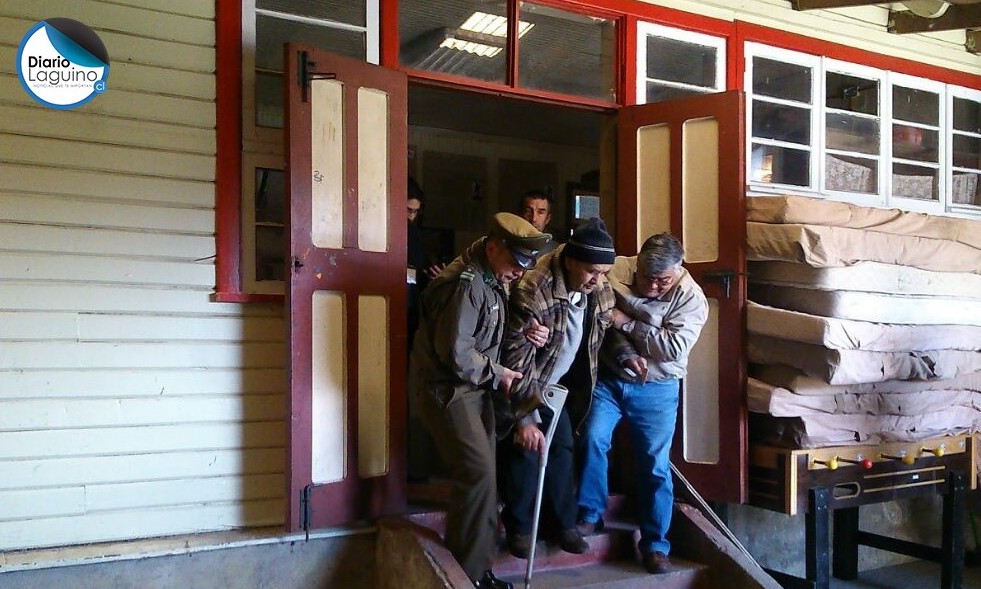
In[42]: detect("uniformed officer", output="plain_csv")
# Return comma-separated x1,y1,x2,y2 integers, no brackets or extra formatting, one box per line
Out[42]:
410,212,551,589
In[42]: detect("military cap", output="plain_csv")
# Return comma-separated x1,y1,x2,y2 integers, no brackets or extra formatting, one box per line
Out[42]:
491,212,552,269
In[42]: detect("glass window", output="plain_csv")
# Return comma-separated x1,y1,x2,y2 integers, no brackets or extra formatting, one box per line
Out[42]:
823,64,882,197
890,77,941,204
753,58,811,103
399,0,508,84
518,3,615,101
243,158,287,292
746,45,817,190
249,0,374,132
951,91,981,208
637,22,725,104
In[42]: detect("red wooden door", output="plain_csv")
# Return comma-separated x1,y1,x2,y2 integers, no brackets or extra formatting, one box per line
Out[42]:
285,44,408,530
617,91,747,503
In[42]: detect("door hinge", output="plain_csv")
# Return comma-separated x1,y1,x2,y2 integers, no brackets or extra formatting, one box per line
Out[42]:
298,50,336,103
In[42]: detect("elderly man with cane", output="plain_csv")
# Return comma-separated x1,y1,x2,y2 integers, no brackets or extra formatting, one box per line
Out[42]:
497,217,617,568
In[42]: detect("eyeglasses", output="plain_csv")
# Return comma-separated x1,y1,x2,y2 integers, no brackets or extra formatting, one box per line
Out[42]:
639,270,678,287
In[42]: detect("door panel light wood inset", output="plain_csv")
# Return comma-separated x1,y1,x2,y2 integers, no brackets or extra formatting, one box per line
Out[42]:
682,298,719,464
681,118,719,264
311,79,344,249
311,291,347,483
358,295,389,477
358,88,389,253
636,124,671,251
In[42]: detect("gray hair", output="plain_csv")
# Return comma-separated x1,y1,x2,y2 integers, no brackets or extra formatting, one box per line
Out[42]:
637,233,683,276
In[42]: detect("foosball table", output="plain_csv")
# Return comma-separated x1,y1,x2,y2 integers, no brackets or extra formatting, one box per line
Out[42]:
748,434,976,589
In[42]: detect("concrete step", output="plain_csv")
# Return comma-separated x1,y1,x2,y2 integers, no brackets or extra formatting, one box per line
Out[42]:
498,558,709,589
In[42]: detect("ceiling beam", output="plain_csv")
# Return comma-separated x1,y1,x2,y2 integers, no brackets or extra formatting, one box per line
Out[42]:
889,4,981,33
792,0,879,8
967,29,981,52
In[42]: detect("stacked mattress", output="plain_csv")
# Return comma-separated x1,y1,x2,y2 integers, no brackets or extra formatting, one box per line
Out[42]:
745,195,981,449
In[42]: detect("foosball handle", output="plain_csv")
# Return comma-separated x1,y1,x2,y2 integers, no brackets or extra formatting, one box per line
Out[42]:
837,456,874,470
879,452,916,465
813,456,839,470
920,445,946,457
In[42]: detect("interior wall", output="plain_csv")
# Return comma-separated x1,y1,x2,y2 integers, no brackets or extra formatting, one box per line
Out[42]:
408,125,601,254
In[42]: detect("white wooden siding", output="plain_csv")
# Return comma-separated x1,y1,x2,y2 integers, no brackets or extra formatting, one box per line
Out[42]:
0,0,286,552
648,1,980,76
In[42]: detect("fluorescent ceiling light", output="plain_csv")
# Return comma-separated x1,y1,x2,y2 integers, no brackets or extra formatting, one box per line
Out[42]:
439,11,534,58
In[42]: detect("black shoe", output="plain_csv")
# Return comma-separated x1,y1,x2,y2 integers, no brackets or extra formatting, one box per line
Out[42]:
475,570,513,589
556,528,589,554
576,517,605,536
506,533,532,559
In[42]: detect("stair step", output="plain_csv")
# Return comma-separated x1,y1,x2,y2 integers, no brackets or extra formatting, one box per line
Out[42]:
498,558,708,589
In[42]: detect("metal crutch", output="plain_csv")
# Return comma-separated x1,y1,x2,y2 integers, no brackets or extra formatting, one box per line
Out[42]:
523,384,569,589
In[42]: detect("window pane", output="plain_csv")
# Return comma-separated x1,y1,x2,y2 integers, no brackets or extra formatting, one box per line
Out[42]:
750,143,809,187
953,97,981,134
952,172,980,206
892,164,937,201
892,124,938,163
752,101,810,145
646,83,708,104
256,71,284,128
752,57,811,103
258,0,366,27
255,168,286,225
646,35,716,88
256,13,365,72
826,72,878,116
256,226,286,281
826,112,880,155
893,86,938,125
826,155,877,194
952,134,981,169
399,0,507,84
518,3,615,100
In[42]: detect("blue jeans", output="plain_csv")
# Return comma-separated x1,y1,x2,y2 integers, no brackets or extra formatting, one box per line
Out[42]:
577,375,679,555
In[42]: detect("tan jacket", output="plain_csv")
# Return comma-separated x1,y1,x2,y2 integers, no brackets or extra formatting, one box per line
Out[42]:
601,256,708,382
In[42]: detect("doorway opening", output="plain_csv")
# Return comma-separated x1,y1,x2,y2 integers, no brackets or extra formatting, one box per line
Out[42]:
405,82,613,482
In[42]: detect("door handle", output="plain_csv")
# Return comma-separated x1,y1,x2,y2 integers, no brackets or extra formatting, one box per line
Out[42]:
702,270,738,299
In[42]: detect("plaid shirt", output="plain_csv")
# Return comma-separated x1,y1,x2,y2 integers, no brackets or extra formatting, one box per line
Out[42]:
499,244,615,433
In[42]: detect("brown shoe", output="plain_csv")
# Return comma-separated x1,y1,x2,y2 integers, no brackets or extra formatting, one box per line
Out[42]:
556,528,589,554
506,533,531,559
643,551,671,574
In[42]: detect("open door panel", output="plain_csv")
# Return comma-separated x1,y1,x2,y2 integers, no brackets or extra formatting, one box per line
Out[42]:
617,91,747,504
285,44,408,530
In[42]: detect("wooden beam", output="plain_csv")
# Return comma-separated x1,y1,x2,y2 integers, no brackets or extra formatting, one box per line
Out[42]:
792,0,879,8
889,5,981,33
967,29,981,53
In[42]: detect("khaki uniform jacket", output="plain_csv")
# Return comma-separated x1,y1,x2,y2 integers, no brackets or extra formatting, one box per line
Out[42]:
601,256,709,381
499,244,615,434
410,238,509,405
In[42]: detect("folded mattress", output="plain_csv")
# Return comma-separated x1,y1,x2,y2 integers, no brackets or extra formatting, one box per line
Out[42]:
748,409,980,448
750,364,981,396
749,284,981,326
747,194,981,250
748,260,981,300
747,301,981,352
747,222,981,274
747,376,981,417
748,334,981,385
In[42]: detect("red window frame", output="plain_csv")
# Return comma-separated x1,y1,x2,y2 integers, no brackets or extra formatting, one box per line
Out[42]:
213,0,980,301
